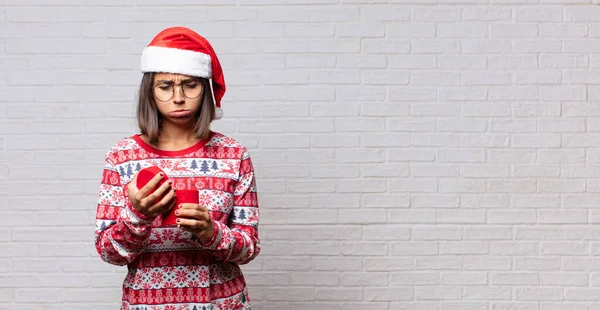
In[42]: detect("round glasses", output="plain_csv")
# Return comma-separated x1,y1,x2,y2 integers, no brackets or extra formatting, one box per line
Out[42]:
153,81,203,102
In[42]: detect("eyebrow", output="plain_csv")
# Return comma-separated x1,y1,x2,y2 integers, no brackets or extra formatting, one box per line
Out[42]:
155,78,199,85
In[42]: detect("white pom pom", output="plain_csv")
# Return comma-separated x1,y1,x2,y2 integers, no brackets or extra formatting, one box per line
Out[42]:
215,107,223,120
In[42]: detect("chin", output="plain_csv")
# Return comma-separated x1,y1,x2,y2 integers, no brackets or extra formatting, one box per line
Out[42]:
166,116,195,125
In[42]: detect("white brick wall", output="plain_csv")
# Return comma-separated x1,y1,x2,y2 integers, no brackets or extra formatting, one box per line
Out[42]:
1,1,600,309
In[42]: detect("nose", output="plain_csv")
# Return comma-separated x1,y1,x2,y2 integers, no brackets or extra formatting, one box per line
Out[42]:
172,85,185,104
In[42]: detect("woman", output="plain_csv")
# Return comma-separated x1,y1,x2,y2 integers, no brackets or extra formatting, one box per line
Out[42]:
94,26,260,310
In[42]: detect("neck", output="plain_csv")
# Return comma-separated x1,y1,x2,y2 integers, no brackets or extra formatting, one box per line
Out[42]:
158,120,199,143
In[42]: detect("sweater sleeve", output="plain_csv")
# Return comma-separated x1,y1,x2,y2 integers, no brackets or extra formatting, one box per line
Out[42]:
195,149,261,265
94,153,155,266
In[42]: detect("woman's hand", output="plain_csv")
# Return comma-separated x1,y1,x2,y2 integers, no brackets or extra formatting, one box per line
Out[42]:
174,203,214,243
126,172,176,218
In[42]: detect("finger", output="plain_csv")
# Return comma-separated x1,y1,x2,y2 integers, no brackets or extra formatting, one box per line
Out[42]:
126,181,135,198
174,207,209,221
141,179,172,206
176,218,209,231
137,172,166,198
178,203,209,212
149,187,177,215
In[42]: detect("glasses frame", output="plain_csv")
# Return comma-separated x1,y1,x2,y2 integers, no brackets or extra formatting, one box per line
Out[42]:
152,80,203,102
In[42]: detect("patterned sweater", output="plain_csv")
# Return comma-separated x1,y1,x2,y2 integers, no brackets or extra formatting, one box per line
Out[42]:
94,131,260,310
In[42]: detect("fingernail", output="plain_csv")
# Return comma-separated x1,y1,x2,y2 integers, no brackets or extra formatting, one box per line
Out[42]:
159,172,164,176
175,210,179,215
178,204,182,208
176,219,181,223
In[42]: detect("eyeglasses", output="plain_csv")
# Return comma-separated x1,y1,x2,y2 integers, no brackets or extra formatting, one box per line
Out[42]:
153,81,203,102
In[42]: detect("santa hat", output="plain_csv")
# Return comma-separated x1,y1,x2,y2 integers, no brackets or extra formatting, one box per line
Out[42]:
140,26,225,120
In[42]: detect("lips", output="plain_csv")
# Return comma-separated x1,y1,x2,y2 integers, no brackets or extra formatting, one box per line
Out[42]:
170,110,191,117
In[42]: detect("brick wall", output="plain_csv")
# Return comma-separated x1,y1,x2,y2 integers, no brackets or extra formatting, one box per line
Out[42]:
1,1,599,309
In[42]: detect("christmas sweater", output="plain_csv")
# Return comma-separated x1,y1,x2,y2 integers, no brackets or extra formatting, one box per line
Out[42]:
94,131,260,310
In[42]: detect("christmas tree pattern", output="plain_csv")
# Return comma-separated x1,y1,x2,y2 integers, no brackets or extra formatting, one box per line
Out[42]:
237,208,247,221
126,163,134,178
190,159,198,170
200,160,210,173
211,161,218,171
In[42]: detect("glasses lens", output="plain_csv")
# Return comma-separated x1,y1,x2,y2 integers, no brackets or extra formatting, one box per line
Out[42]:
182,82,202,99
154,85,173,102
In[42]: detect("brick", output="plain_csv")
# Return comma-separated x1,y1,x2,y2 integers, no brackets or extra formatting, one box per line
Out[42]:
15,289,64,303
336,23,384,38
291,272,339,286
463,7,511,21
462,39,512,54
363,7,410,21
340,272,388,286
341,242,388,256
391,241,438,256
410,163,459,177
540,24,588,37
516,69,562,84
415,286,462,300
310,164,359,178
438,55,486,69
491,24,538,37
390,55,436,68
412,7,461,22
364,257,414,271
285,24,334,37
464,257,512,271
365,287,413,301
313,103,361,117
491,273,540,286
515,8,563,22
491,303,539,310
464,286,511,300
286,55,336,68
441,272,488,285
412,226,461,241
311,134,359,148
439,179,486,193
439,242,487,255
542,273,588,286
465,226,512,240
362,194,409,208
489,55,538,69
487,210,536,224
516,288,563,301
311,69,360,84
411,103,461,117
541,54,588,68
388,24,435,38
413,194,461,208
361,70,409,85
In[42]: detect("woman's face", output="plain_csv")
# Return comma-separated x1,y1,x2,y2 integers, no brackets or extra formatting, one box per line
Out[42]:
152,73,204,126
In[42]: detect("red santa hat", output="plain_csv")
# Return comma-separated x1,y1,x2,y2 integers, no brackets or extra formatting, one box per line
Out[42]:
140,26,225,120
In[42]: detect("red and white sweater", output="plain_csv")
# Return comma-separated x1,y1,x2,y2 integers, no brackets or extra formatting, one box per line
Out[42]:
94,131,260,310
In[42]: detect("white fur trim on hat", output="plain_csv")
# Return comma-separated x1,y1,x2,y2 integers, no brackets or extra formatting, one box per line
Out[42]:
215,107,223,120
141,46,212,78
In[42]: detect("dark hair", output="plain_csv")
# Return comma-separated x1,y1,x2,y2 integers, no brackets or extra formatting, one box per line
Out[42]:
136,72,215,144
